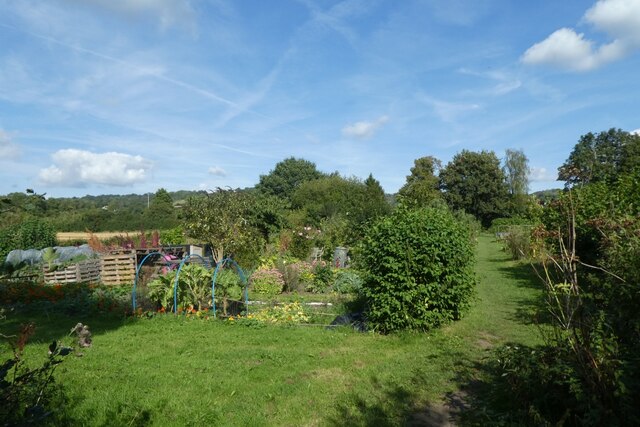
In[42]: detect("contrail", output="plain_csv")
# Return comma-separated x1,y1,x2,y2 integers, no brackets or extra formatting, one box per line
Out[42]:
0,22,241,108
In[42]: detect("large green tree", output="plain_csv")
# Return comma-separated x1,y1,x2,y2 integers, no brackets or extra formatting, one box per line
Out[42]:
181,188,263,265
558,128,640,187
397,156,442,206
291,174,390,246
256,157,324,202
145,188,178,229
440,150,509,227
363,174,391,218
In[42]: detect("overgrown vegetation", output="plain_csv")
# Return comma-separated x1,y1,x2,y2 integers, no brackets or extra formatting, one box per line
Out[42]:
1,318,71,426
478,129,640,426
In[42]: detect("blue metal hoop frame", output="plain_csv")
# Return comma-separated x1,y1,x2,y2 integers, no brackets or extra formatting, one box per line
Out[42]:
211,257,248,318
132,251,173,312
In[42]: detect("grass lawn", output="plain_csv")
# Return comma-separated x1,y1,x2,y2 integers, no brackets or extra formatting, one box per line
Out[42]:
1,234,544,426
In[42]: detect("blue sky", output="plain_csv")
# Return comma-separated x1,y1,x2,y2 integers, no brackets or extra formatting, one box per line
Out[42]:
1,0,639,198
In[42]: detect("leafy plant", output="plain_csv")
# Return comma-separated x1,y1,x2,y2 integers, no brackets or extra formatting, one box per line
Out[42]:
250,268,284,300
159,226,184,245
502,225,533,260
214,268,243,316
251,302,309,324
332,270,363,295
148,264,215,313
1,323,71,425
357,206,476,333
281,260,314,293
308,262,335,293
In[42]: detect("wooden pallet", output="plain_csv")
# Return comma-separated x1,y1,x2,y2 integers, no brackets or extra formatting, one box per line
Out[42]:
100,251,136,285
43,259,101,284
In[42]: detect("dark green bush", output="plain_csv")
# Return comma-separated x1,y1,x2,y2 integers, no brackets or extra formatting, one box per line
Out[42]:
357,206,476,333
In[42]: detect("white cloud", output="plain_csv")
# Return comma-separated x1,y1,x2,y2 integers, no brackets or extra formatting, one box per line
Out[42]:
585,0,640,44
342,115,389,139
632,128,640,135
208,166,227,176
529,167,558,182
39,149,152,187
0,130,21,160
522,0,640,71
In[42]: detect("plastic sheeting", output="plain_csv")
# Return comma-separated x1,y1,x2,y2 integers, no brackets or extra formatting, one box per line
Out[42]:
4,244,96,267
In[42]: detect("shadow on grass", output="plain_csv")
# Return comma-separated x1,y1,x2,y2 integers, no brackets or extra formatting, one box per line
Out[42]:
325,352,470,427
447,355,527,426
1,308,135,349
495,260,552,326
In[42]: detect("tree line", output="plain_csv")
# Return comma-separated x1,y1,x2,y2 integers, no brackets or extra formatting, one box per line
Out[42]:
1,128,638,265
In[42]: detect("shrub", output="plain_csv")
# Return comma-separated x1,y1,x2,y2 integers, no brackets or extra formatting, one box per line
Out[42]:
308,262,334,293
1,322,71,425
250,267,284,299
332,270,363,294
452,210,482,241
502,225,533,260
358,206,476,333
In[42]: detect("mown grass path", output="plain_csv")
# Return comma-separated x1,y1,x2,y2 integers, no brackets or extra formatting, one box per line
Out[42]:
447,233,543,347
1,234,543,426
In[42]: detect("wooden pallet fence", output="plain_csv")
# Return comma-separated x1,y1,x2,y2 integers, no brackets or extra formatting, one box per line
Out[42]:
100,251,136,285
43,258,101,284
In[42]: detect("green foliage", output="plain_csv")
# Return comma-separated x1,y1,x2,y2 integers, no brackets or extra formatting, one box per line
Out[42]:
147,270,179,311
363,174,391,218
280,260,314,293
249,192,288,240
214,268,243,316
516,165,640,425
397,156,442,207
159,226,185,245
503,149,530,197
291,174,390,244
440,150,510,228
357,206,476,333
309,262,335,293
1,323,70,425
332,270,363,294
250,302,309,324
501,226,533,260
256,157,324,202
558,128,640,187
0,218,57,263
148,264,215,312
181,188,264,264
145,188,179,229
250,267,284,299
286,226,321,260
489,216,532,233
452,210,482,241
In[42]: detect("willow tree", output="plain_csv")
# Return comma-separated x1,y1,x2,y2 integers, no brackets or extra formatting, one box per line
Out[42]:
503,149,530,216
